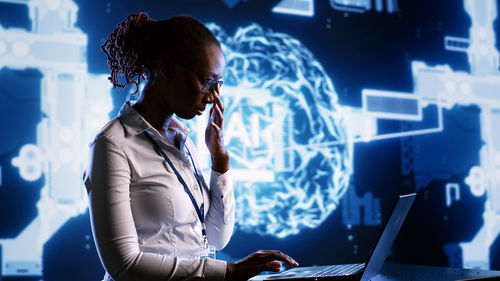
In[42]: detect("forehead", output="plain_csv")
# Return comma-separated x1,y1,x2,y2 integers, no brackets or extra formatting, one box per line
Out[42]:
190,43,225,78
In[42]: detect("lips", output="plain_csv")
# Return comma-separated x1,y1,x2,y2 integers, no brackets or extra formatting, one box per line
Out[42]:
196,107,205,115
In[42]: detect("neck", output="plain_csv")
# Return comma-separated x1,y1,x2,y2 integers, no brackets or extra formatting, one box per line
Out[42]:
133,86,173,135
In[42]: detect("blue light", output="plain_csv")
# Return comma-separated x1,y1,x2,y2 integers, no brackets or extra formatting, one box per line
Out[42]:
198,23,351,238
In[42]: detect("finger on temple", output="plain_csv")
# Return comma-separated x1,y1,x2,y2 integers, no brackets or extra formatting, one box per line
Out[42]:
214,82,220,94
213,91,224,113
213,103,223,125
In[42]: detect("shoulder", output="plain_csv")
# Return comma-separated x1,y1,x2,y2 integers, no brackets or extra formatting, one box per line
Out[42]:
90,117,128,148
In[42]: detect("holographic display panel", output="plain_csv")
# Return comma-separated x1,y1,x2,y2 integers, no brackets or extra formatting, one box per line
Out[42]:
0,0,499,280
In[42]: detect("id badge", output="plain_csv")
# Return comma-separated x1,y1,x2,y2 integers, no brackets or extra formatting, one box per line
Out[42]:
200,244,216,259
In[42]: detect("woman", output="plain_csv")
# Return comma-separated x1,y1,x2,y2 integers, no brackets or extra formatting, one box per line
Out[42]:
84,13,298,281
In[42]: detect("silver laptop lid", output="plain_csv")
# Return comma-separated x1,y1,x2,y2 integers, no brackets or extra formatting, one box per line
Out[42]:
359,193,416,281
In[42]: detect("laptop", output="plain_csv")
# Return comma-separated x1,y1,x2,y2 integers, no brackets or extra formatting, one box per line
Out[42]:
253,193,417,281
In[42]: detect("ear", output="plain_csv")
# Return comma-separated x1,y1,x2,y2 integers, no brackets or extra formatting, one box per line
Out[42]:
160,59,175,79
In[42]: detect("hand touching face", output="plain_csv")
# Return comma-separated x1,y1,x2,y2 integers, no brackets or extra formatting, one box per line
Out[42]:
205,85,230,173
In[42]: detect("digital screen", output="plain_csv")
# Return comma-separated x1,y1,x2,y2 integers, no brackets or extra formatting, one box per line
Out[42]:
0,0,499,280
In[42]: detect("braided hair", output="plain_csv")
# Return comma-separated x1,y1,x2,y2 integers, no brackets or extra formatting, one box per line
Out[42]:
101,12,220,94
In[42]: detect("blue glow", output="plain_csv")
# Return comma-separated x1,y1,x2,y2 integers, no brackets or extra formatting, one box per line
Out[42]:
329,0,398,14
402,0,500,269
11,144,42,182
465,166,486,197
0,0,112,275
197,23,351,238
445,183,460,207
222,0,248,9
362,90,422,121
272,0,314,17
341,185,381,226
329,0,372,13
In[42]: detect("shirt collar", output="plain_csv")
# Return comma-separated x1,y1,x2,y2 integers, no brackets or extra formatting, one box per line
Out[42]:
118,101,190,138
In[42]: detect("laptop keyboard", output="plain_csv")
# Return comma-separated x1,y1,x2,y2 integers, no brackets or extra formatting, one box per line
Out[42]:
312,263,365,277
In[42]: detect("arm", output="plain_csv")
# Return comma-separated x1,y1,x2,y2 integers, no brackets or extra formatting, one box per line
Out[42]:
205,169,235,249
204,88,235,249
85,135,227,281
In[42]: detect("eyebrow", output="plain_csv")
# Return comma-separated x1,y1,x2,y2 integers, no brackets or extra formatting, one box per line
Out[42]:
208,73,223,80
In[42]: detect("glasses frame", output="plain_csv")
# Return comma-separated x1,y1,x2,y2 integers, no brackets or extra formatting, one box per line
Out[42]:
173,59,223,93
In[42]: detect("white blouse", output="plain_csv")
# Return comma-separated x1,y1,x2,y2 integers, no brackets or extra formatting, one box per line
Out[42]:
84,102,235,281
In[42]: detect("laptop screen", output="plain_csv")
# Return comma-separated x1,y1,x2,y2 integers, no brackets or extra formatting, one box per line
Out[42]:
359,193,416,281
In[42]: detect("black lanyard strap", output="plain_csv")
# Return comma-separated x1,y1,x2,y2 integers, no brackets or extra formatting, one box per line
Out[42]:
143,131,206,235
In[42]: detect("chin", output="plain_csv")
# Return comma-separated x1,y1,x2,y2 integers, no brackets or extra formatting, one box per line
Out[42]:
177,112,197,120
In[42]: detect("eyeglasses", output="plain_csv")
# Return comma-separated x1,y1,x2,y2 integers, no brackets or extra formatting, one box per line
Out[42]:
174,60,223,93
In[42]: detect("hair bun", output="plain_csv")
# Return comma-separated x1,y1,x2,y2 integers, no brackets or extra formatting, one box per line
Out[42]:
130,12,151,36
125,12,153,54
102,12,219,95
101,12,154,94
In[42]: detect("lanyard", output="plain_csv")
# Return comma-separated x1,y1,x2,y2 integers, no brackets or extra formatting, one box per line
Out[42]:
143,132,208,241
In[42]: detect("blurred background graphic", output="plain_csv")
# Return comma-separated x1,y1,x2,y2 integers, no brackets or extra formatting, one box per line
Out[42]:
0,0,499,280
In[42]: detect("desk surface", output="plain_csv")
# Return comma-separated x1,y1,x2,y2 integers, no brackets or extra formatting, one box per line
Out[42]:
372,262,500,281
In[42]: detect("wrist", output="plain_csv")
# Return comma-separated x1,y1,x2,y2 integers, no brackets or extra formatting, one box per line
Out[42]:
211,151,230,174
225,263,235,281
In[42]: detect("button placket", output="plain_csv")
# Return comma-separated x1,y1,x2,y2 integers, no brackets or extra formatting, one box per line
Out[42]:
177,161,190,185
181,161,190,170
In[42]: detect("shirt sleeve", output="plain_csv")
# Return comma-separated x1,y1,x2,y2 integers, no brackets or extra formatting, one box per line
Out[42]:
205,169,236,250
84,135,227,281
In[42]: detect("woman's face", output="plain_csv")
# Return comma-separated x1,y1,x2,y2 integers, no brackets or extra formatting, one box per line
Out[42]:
161,43,225,119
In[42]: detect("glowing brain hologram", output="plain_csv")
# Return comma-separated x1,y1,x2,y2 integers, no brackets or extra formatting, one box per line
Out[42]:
198,23,352,238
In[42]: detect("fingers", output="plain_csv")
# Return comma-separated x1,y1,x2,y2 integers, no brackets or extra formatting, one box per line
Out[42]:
213,83,223,108
210,121,221,131
229,250,299,281
213,90,224,114
209,105,215,124
264,261,282,272
270,251,299,266
254,250,299,267
212,102,223,127
209,92,224,127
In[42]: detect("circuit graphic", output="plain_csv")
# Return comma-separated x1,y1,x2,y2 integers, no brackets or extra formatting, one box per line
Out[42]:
0,0,499,278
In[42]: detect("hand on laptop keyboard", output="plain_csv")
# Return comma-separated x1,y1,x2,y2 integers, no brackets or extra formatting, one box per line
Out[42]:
225,250,299,281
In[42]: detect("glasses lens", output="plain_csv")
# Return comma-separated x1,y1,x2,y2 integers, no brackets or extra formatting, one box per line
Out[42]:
203,79,223,93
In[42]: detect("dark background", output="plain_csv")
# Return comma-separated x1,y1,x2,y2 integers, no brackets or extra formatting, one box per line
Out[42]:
0,0,497,280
